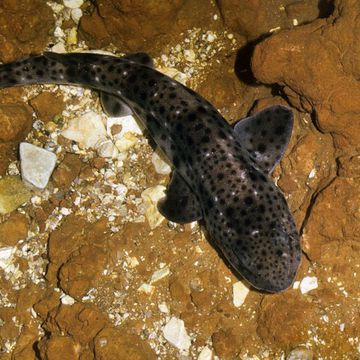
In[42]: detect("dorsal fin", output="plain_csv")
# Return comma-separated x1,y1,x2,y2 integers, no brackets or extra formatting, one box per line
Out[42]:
233,105,294,174
122,53,154,68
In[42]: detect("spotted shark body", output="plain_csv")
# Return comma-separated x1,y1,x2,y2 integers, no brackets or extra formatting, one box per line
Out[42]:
0,52,301,292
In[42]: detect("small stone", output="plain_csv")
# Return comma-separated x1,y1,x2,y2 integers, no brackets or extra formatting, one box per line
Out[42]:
96,139,119,158
54,26,65,39
138,283,155,295
232,281,249,307
141,185,166,229
198,346,213,360
60,294,76,305
0,176,32,214
61,111,107,149
66,27,78,45
151,151,171,175
150,266,170,284
71,8,83,23
114,133,138,152
287,347,313,360
51,43,66,53
63,0,84,9
162,317,191,352
158,303,170,314
299,276,318,294
107,115,143,138
184,49,196,62
0,246,15,269
20,142,57,189
127,256,139,268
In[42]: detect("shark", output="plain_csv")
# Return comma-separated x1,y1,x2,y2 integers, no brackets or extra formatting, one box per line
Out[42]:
0,51,301,292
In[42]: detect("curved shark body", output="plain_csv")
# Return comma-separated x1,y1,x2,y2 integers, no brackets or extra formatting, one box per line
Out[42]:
0,52,301,292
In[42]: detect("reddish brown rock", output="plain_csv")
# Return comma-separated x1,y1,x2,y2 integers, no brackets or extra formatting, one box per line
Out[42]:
0,102,33,175
256,291,318,348
212,328,240,359
252,0,360,148
79,0,216,54
303,177,360,261
0,0,54,62
45,303,107,346
29,92,65,123
52,153,83,191
0,104,33,143
217,0,325,40
37,336,80,360
59,244,109,299
0,212,29,246
93,328,156,360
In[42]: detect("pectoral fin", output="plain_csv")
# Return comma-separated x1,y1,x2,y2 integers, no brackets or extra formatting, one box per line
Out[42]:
100,92,133,117
158,171,202,224
234,105,294,174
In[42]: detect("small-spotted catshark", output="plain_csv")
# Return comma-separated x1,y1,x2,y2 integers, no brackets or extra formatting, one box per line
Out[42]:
0,52,301,292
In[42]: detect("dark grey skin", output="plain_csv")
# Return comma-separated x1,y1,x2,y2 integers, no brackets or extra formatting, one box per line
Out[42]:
0,52,301,292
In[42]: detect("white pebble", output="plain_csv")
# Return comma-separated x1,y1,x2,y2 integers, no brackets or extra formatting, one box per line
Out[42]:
63,0,84,9
150,267,170,284
287,347,313,360
138,283,155,295
0,247,15,270
206,33,216,42
54,26,65,39
71,8,83,23
300,276,318,294
61,111,107,149
96,139,119,158
60,294,76,305
184,49,196,62
232,281,249,307
158,302,170,314
127,256,139,268
141,185,166,229
198,346,213,360
151,151,171,175
20,143,57,189
51,42,67,54
162,317,191,352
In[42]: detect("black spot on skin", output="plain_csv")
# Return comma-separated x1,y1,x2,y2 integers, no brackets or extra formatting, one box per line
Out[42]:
160,134,166,141
194,123,204,131
188,112,197,121
217,173,224,180
159,106,165,114
36,70,44,76
128,74,137,83
244,196,253,206
226,207,234,217
201,136,210,143
258,143,266,153
169,93,176,99
66,67,76,77
173,155,180,167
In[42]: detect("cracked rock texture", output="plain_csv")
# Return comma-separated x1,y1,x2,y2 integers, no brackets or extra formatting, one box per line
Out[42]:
0,0,360,359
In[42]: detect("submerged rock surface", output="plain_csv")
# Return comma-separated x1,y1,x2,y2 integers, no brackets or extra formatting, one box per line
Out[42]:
0,0,360,359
